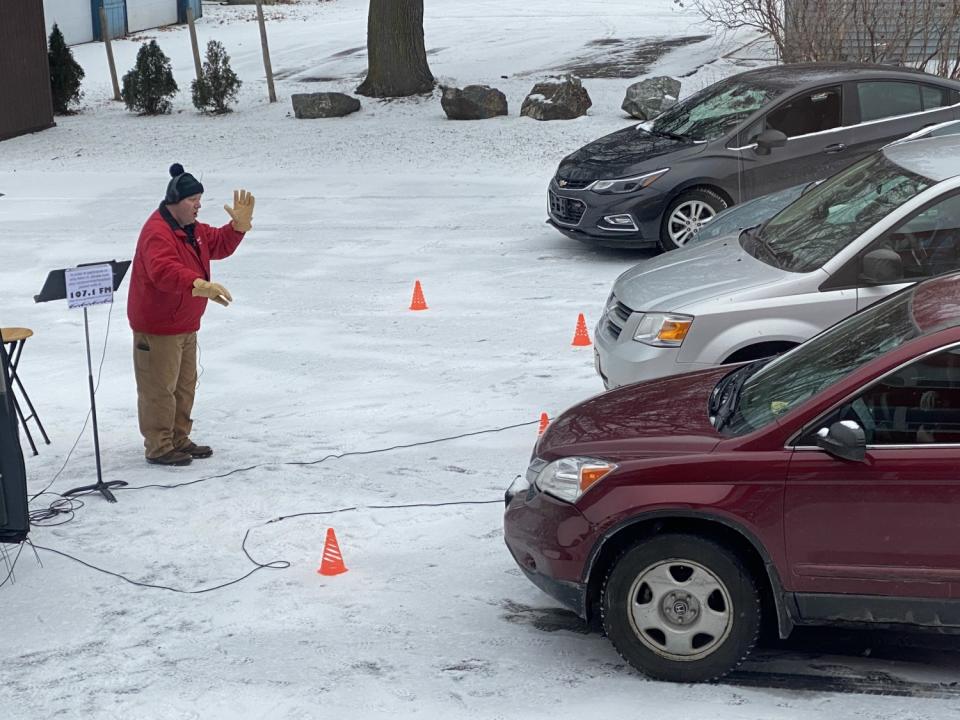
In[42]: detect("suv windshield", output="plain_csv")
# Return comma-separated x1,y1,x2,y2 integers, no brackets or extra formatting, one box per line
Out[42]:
745,152,934,272
719,289,920,436
649,80,778,142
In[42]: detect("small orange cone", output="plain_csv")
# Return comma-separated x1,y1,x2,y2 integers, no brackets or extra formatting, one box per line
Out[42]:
317,527,348,576
538,412,550,436
572,313,592,347
410,280,428,311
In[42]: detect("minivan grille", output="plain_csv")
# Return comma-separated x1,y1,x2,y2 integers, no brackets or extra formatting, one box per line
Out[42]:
613,301,632,323
604,298,635,341
549,191,586,225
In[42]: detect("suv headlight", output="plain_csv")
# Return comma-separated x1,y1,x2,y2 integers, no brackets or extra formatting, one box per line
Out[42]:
531,456,617,503
633,312,693,347
589,168,669,194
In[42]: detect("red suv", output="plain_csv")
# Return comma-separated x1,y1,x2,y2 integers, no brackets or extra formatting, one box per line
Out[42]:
504,273,960,683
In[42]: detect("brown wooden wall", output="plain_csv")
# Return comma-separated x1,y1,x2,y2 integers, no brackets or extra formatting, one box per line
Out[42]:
0,0,55,142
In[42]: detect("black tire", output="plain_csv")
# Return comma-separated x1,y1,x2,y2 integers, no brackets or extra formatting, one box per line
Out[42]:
601,533,760,683
659,188,728,252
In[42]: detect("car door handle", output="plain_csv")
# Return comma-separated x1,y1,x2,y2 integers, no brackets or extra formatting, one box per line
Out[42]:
824,143,847,154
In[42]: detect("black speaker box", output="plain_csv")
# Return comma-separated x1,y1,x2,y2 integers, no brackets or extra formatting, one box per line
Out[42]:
0,338,29,543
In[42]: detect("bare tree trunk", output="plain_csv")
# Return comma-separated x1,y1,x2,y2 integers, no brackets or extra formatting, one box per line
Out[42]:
356,0,434,97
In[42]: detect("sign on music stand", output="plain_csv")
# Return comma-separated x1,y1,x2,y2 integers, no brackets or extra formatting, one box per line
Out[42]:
35,260,131,503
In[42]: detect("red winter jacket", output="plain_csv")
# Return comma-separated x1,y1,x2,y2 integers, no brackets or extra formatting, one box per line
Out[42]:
127,204,245,335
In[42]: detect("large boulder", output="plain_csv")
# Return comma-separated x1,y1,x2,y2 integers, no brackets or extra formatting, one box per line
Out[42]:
291,92,361,119
520,75,592,121
621,76,681,120
441,85,508,120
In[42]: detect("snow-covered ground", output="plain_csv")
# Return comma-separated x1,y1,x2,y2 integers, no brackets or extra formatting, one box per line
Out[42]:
2,1,958,718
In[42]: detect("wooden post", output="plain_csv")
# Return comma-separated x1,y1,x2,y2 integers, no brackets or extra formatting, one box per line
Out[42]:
187,7,203,84
255,0,277,103
100,4,121,101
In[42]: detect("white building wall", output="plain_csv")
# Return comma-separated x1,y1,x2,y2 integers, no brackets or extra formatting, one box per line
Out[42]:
43,0,94,45
126,0,178,34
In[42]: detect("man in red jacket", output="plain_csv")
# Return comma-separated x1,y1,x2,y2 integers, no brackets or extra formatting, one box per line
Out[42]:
128,163,255,466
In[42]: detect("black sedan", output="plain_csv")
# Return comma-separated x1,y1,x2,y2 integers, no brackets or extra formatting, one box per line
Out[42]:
548,63,960,251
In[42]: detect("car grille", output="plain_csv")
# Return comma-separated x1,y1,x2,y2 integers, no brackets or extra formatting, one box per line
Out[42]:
554,176,592,190
549,191,586,225
612,301,632,323
604,298,634,340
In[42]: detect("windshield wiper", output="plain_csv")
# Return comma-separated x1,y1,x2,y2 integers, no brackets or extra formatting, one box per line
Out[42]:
713,368,750,432
712,358,773,431
645,127,689,142
741,226,781,269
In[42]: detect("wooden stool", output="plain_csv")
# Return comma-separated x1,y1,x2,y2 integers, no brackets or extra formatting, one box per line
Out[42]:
1,327,50,456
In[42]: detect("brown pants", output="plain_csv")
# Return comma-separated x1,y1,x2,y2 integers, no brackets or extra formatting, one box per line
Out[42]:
133,332,197,459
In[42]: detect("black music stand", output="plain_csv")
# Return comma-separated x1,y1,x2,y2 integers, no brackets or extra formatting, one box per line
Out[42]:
34,260,131,503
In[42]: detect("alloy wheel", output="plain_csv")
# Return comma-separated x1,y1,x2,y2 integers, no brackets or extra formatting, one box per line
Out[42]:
667,200,716,247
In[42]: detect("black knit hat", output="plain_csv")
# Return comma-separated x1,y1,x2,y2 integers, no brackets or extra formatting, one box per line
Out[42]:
164,163,204,204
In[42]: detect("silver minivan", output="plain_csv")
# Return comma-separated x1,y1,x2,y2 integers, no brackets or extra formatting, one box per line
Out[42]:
595,134,960,388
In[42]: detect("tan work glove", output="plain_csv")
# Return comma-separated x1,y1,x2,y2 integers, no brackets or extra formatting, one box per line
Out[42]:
224,189,255,233
192,278,233,307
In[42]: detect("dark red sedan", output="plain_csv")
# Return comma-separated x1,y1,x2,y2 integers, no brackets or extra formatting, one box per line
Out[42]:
505,272,960,683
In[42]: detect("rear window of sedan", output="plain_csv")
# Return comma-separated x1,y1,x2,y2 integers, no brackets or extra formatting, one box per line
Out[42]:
858,81,956,122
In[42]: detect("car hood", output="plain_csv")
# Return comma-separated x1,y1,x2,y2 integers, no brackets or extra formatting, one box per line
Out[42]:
537,367,729,460
613,235,785,312
693,182,810,244
557,125,706,181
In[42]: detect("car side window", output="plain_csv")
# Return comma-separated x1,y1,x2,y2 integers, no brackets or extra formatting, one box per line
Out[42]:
803,347,960,446
921,84,949,111
860,192,960,280
858,81,923,122
763,86,842,139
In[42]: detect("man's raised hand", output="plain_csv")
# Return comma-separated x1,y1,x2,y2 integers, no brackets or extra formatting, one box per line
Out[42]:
224,189,255,233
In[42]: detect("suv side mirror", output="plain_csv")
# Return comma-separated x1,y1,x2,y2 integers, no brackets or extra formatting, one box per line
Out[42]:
860,248,903,284
754,129,788,156
815,421,867,462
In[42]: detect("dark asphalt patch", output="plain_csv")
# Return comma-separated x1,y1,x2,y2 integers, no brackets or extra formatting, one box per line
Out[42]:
726,668,960,699
506,603,960,695
499,600,593,634
544,35,712,79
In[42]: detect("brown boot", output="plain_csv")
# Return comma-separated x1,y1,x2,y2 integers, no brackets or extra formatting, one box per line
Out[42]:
146,449,193,466
180,442,213,459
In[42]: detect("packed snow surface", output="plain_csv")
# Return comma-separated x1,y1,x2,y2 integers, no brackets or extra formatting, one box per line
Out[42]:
2,1,958,718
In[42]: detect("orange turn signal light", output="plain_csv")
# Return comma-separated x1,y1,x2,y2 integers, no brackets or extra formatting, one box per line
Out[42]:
579,464,615,492
658,320,692,343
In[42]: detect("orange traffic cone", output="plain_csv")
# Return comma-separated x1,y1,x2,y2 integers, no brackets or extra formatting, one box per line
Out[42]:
572,313,592,347
538,412,550,436
410,280,428,311
317,527,348,576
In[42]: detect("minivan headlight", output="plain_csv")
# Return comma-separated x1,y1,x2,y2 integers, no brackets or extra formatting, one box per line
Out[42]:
589,168,669,194
532,457,617,503
634,313,693,346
